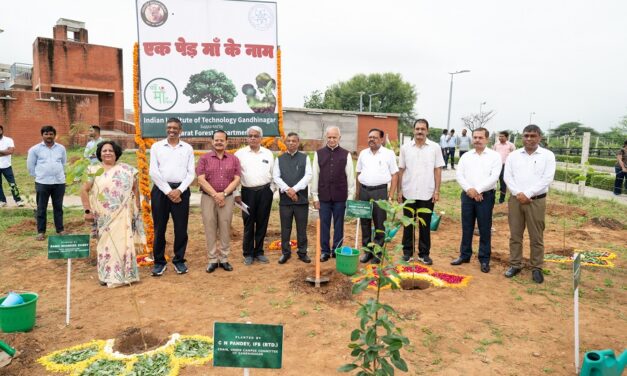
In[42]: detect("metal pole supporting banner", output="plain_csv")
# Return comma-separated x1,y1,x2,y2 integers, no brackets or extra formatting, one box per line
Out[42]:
66,258,72,326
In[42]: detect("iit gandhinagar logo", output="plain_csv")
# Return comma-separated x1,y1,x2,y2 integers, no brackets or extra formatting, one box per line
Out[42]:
248,4,274,31
141,0,168,27
144,78,178,112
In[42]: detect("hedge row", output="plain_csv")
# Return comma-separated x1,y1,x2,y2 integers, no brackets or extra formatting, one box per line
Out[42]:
555,155,617,167
553,167,615,191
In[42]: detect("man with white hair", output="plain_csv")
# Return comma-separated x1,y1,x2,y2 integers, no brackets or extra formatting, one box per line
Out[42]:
311,126,355,262
235,126,275,265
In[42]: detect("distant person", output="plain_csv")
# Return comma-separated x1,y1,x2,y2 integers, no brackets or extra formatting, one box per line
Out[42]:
84,125,105,164
493,131,516,203
27,125,67,240
457,128,471,158
149,117,195,276
614,140,627,195
450,128,501,273
273,132,312,264
80,141,144,287
311,126,356,262
503,125,556,284
0,125,25,207
397,119,445,265
356,128,398,264
446,129,458,169
235,126,275,266
439,129,449,169
197,130,241,273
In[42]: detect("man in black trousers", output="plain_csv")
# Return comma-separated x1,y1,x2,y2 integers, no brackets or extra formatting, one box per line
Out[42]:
149,118,196,276
273,132,312,264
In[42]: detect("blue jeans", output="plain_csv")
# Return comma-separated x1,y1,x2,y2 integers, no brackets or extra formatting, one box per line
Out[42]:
0,166,22,203
459,190,495,264
614,166,626,195
319,201,346,255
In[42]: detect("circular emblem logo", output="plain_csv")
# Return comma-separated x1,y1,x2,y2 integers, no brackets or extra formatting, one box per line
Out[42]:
141,1,168,27
248,4,274,31
144,78,178,112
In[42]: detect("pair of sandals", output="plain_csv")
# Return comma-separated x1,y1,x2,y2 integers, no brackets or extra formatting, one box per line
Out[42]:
35,231,67,241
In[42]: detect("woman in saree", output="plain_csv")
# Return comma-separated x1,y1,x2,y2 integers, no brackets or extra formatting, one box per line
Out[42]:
80,141,145,287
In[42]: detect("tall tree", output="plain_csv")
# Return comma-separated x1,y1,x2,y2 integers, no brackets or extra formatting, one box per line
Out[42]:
303,73,417,136
460,110,496,131
183,69,237,112
549,122,598,137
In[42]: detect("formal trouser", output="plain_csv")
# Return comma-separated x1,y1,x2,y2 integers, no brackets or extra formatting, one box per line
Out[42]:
359,184,387,258
442,148,449,167
279,203,308,256
319,200,346,255
498,164,507,202
614,166,626,195
200,193,234,263
0,166,22,203
35,183,65,234
241,185,273,258
401,198,434,258
151,184,190,266
459,190,495,264
459,150,468,159
448,147,456,168
508,196,546,270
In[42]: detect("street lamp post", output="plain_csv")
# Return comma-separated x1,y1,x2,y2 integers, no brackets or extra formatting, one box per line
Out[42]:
529,111,536,124
358,91,365,112
479,101,487,116
446,70,470,131
368,93,379,112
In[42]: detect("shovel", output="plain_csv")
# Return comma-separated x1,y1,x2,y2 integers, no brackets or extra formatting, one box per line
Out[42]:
306,218,330,287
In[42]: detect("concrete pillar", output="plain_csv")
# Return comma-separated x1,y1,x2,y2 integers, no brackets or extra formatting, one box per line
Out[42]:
53,25,67,41
578,132,591,195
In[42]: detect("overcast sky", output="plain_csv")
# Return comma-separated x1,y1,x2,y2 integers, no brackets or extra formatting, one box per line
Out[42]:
1,0,626,133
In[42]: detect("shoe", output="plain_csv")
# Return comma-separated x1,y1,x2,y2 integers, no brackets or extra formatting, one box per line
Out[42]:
331,252,337,258
99,281,107,287
532,269,544,284
498,198,505,204
480,263,490,273
371,257,381,264
173,262,188,274
401,255,412,262
152,264,167,276
297,254,312,263
417,255,433,265
57,230,67,235
504,267,522,278
220,262,233,272
206,263,219,273
278,254,290,264
255,255,269,263
16,200,25,207
360,252,373,263
0,202,6,208
320,253,330,262
35,233,45,241
450,257,470,266
451,167,455,170
244,256,254,266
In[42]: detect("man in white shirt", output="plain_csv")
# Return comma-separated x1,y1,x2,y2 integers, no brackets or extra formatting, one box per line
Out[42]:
503,125,556,284
446,129,458,169
457,128,471,158
397,119,445,265
273,132,312,264
83,125,105,164
149,117,196,276
439,129,449,169
492,131,516,203
0,125,25,207
450,128,502,273
235,126,275,266
356,128,399,264
311,126,356,262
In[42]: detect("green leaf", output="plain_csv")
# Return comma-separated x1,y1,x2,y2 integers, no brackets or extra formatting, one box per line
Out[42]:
390,356,408,372
352,279,371,295
365,328,377,345
380,358,395,375
351,329,361,341
337,363,358,372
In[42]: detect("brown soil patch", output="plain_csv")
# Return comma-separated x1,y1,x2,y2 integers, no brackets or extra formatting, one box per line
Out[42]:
112,326,168,355
547,247,575,257
590,217,624,230
399,278,431,290
5,219,36,235
289,267,354,302
0,335,44,376
546,203,587,217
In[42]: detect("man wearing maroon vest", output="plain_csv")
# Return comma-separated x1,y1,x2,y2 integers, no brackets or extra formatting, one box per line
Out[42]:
311,126,356,262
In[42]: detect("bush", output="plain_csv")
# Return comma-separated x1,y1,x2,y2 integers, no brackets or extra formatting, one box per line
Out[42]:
555,155,617,167
553,167,615,192
590,174,616,191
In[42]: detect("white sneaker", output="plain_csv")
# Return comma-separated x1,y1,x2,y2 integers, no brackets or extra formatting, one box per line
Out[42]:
16,200,25,207
0,202,7,208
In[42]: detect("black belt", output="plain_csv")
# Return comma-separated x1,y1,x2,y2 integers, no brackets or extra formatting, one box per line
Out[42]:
168,182,181,189
531,193,546,200
242,183,270,191
361,183,387,191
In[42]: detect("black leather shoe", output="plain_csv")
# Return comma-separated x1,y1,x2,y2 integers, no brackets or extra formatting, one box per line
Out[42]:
450,257,471,266
360,252,373,263
320,253,330,262
480,263,490,273
371,257,381,264
206,263,219,273
504,267,522,278
401,255,412,262
278,255,290,264
532,269,544,284
220,262,233,271
297,255,311,263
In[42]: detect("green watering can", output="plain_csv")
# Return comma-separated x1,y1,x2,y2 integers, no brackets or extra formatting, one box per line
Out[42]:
430,211,443,231
580,349,627,376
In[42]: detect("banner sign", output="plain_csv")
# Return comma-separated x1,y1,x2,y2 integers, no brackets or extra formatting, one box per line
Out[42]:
136,0,279,138
346,200,373,219
48,235,90,259
213,322,283,369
